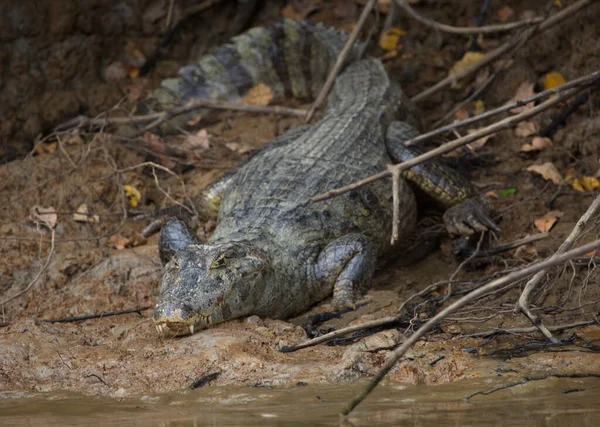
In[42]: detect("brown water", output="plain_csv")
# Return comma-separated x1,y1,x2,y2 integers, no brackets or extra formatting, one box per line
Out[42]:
2,377,600,426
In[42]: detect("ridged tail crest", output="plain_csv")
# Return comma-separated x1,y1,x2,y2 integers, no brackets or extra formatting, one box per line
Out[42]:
148,20,356,123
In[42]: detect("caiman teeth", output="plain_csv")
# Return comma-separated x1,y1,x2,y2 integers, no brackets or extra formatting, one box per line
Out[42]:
189,324,195,335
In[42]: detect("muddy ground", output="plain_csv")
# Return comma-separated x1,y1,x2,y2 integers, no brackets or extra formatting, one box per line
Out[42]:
1,0,600,398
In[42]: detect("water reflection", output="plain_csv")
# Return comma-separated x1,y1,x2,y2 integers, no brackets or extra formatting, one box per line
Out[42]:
1,377,600,426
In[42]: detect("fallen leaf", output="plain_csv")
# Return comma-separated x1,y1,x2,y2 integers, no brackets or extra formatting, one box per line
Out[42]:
526,162,564,185
514,244,538,262
123,185,142,208
500,187,517,196
508,81,535,113
30,206,58,229
568,175,600,192
225,141,253,154
73,203,100,223
542,71,566,98
185,129,210,150
521,136,553,152
240,83,274,106
466,128,492,151
34,142,58,155
474,100,485,115
281,0,321,19
534,210,563,232
497,6,515,22
449,51,485,76
379,27,406,51
485,190,499,199
108,234,147,251
553,0,562,7
455,109,469,121
520,10,538,20
515,121,538,137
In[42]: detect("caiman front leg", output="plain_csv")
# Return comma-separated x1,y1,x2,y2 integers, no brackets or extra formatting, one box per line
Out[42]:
385,121,498,235
315,233,377,309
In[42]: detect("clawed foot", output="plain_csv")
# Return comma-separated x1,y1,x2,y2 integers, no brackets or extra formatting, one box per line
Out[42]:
443,198,499,236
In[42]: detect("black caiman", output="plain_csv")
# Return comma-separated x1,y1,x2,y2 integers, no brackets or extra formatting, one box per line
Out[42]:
148,20,497,336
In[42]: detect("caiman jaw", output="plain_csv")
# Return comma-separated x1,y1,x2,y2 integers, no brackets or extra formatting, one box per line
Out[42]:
153,302,212,336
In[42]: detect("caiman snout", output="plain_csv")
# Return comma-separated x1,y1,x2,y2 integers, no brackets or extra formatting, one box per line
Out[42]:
153,301,210,336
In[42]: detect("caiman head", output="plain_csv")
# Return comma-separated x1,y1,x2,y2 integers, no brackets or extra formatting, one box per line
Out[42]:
153,241,269,336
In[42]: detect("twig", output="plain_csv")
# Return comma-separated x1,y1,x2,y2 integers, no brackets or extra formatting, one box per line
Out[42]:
405,71,600,146
395,0,543,34
0,228,56,307
304,0,375,123
190,372,221,389
280,316,398,353
390,166,402,244
463,373,600,400
410,0,595,103
56,99,306,133
458,319,598,338
340,238,600,416
313,80,594,203
515,192,600,343
471,233,549,258
41,306,151,324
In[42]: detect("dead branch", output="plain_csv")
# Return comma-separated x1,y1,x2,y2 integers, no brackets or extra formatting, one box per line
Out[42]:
406,70,600,146
395,0,543,34
56,99,306,133
41,306,151,324
410,0,595,103
340,237,600,416
515,192,600,343
313,79,596,203
304,0,376,123
459,319,598,339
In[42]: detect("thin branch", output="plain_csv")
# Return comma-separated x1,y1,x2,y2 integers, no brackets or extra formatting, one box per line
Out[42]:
341,238,600,416
405,70,600,146
304,0,376,123
313,80,596,203
0,228,56,307
41,306,151,323
516,192,600,342
410,0,595,103
395,0,543,34
280,316,398,353
56,99,306,133
458,319,598,338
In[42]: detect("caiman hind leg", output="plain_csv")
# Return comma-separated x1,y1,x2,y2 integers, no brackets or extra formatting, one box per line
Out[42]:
315,233,377,310
385,121,498,235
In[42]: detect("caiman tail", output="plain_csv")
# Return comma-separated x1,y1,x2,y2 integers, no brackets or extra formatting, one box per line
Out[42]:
146,20,358,131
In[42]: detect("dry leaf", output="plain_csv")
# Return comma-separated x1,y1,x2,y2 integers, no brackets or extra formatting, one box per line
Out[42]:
449,51,485,76
520,10,537,20
497,6,515,22
455,109,469,121
225,141,253,154
30,206,58,229
444,129,492,157
108,234,146,250
281,0,321,19
474,100,485,115
123,185,142,208
542,71,566,98
34,142,58,155
73,203,100,223
526,162,564,185
514,244,538,262
508,81,535,113
185,129,210,150
143,132,176,169
534,210,563,232
567,175,600,192
520,136,552,152
379,27,406,51
240,83,274,106
515,121,538,137
485,190,499,199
